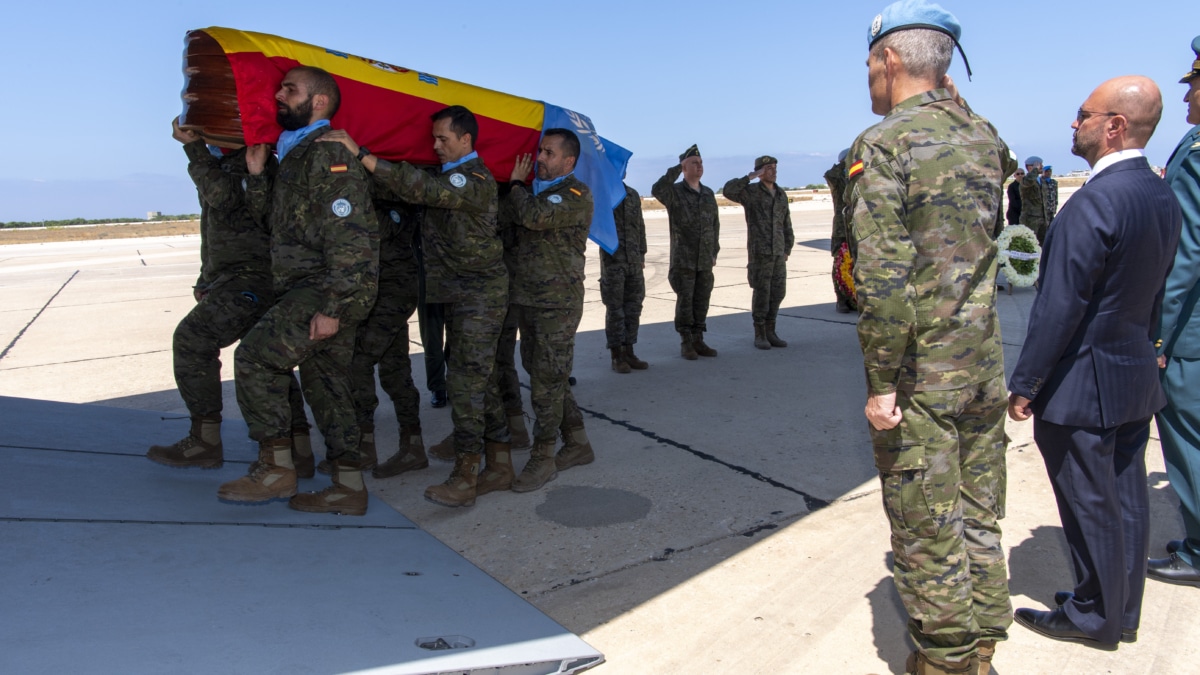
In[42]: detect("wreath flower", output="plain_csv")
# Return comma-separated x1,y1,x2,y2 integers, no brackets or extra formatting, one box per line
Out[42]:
996,225,1041,287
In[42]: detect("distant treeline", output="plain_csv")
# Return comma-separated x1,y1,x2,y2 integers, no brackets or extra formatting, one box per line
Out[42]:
1,214,200,229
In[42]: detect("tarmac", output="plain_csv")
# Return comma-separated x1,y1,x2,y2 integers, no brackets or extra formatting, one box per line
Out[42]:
2,189,1198,674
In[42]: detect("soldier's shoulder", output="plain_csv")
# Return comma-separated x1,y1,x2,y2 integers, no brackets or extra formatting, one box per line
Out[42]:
304,140,367,181
625,185,641,201
446,158,496,193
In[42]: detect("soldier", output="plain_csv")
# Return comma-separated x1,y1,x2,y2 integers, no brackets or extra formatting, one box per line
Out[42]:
503,129,595,492
220,66,379,515
1019,155,1049,243
601,182,650,373
723,156,794,348
1004,167,1024,225
847,3,1015,673
147,120,318,476
652,145,720,359
1042,165,1059,221
320,105,509,508
825,150,857,314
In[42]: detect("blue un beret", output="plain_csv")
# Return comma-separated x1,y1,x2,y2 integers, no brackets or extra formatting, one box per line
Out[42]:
868,0,972,78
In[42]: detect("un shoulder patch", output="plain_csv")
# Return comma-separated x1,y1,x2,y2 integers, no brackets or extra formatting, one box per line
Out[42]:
449,173,467,188
241,178,248,192
389,210,401,223
332,198,353,218
547,194,563,204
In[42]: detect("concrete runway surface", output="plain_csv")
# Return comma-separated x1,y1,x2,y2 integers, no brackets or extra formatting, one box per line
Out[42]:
2,192,1198,674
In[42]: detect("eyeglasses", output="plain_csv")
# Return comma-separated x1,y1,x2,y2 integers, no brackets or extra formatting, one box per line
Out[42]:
1076,109,1120,123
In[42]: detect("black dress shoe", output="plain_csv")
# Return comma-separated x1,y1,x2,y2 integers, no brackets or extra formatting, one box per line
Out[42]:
430,390,448,408
1052,592,1138,643
1014,607,1117,651
1167,539,1184,554
1148,552,1200,587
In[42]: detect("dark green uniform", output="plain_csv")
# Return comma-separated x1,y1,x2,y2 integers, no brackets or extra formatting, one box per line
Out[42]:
504,175,593,442
847,89,1016,667
722,175,794,325
1019,170,1049,243
236,127,379,467
371,155,509,454
600,184,648,349
652,165,720,334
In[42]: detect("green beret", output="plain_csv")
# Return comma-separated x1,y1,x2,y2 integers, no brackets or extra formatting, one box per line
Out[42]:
679,144,700,162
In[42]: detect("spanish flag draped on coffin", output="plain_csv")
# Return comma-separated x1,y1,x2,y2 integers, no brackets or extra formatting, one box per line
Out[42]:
180,26,631,252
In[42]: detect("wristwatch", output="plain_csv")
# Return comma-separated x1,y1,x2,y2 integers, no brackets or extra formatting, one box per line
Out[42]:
356,146,371,161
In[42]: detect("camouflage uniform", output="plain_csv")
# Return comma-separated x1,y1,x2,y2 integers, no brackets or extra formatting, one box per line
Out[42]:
1043,176,1059,221
236,127,379,467
495,198,525,415
371,155,510,454
349,198,422,431
722,175,794,325
652,164,720,334
825,159,858,311
600,184,648,349
504,175,593,442
847,89,1016,668
1019,170,1049,244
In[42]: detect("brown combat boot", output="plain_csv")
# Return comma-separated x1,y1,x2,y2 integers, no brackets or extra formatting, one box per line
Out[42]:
291,425,315,479
610,347,631,374
972,640,995,675
904,651,971,675
428,431,455,462
289,465,367,516
507,410,531,450
373,426,428,478
217,439,297,504
475,440,514,496
555,426,595,471
424,452,481,507
765,320,787,348
753,323,771,350
319,424,378,475
147,415,223,468
623,344,648,370
512,440,558,493
692,331,718,357
679,332,698,360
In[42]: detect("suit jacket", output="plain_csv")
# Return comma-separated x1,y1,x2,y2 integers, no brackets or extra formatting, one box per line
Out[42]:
1157,124,1200,359
1010,156,1182,428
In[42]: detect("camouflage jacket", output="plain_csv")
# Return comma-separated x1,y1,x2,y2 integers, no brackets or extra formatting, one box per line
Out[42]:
503,174,593,309
601,184,647,266
825,160,851,255
370,194,421,302
372,155,506,303
722,175,794,259
652,165,720,271
1043,178,1059,221
847,90,1016,394
245,127,379,321
183,141,275,292
1019,171,1048,228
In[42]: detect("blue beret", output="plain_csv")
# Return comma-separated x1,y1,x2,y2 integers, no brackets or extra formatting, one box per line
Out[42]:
1181,35,1200,84
838,148,850,163
1025,156,1043,166
869,0,961,46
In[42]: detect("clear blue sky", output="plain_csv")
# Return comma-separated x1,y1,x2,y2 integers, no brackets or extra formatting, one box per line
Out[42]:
0,1,1195,221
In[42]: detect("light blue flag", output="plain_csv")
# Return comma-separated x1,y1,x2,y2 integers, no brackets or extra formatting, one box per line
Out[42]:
540,103,632,254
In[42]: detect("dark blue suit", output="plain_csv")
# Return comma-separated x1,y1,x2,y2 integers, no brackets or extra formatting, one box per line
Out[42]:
1010,156,1182,643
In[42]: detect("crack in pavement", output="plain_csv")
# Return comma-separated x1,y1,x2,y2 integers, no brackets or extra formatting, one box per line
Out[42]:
0,270,78,363
0,349,170,371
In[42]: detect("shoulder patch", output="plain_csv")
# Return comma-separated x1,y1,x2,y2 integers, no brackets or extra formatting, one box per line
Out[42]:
330,163,348,173
471,172,487,180
848,160,864,179
449,173,467,188
389,210,401,223
547,194,564,204
569,187,582,196
332,198,352,218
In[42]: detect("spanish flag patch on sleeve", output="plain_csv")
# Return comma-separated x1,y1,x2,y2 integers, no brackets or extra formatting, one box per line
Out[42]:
848,160,864,179
330,163,348,173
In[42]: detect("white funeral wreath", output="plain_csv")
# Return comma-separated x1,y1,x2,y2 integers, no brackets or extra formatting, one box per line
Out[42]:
996,224,1041,287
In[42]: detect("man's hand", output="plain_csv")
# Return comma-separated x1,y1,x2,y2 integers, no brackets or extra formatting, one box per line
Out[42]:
309,313,340,341
318,129,359,156
940,74,966,109
193,288,207,303
511,154,534,183
246,144,270,176
865,392,903,430
172,116,200,144
748,168,764,181
1008,393,1033,421
1158,354,1167,369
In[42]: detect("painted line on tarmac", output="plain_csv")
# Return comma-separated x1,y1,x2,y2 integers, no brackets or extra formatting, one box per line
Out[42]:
0,348,169,371
0,269,78,363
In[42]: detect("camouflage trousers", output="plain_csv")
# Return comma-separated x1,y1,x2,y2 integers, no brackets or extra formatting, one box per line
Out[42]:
747,254,787,324
668,267,714,334
870,374,1011,668
444,280,510,455
235,287,364,467
351,279,421,429
495,304,524,413
600,261,645,349
516,304,585,442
